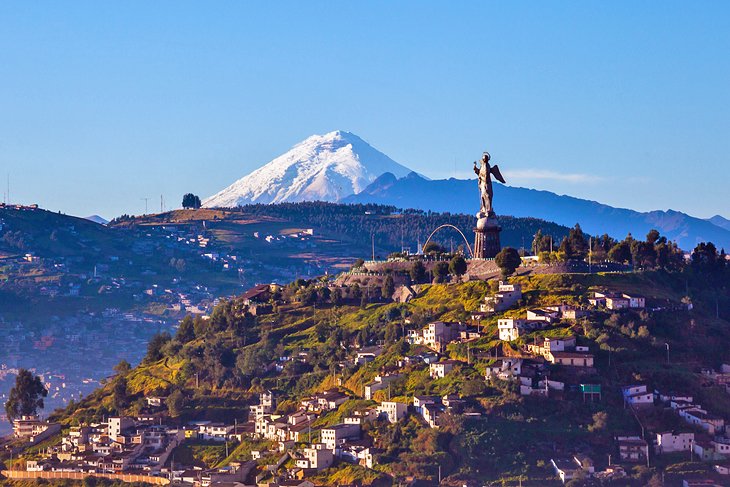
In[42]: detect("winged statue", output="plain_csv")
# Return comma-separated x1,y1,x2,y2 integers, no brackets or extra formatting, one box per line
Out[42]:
473,151,506,217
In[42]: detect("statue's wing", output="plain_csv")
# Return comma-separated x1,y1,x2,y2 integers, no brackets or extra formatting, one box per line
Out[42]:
491,164,507,184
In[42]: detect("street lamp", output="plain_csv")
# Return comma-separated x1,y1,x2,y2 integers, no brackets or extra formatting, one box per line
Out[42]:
665,343,670,364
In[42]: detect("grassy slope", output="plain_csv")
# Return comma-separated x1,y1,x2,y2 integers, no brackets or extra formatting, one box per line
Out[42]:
34,270,730,485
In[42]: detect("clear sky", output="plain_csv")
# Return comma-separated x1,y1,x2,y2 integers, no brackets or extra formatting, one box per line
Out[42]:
1,2,728,219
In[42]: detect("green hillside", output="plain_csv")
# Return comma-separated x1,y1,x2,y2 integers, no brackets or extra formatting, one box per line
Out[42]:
24,256,728,485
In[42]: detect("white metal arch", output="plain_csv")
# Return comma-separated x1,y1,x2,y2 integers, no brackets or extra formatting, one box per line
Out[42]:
423,224,473,258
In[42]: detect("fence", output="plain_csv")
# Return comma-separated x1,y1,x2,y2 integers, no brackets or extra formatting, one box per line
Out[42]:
2,469,170,485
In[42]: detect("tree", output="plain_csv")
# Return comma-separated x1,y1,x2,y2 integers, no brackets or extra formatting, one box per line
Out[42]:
112,377,129,413
351,258,365,271
608,241,632,264
495,247,521,279
559,224,588,260
587,411,608,432
449,255,467,278
646,229,661,245
5,369,48,420
381,275,395,300
176,315,196,343
182,193,202,209
144,332,171,363
422,241,445,254
385,323,399,344
630,240,655,269
113,360,131,375
409,260,427,284
461,379,486,397
432,261,449,283
692,242,720,273
166,389,186,417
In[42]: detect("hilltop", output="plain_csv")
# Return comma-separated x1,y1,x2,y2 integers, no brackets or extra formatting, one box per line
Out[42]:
14,246,729,486
0,203,569,436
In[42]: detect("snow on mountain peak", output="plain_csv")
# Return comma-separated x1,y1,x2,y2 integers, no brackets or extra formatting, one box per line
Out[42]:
203,131,413,207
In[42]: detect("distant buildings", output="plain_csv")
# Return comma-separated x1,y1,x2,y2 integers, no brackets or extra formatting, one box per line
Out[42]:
480,281,522,313
407,321,468,353
622,385,654,408
590,291,645,310
617,435,649,462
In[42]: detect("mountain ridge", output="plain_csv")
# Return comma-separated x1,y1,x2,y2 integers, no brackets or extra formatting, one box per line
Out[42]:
708,214,730,231
344,172,730,250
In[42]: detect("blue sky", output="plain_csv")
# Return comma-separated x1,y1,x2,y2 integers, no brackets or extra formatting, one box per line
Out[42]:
1,2,728,219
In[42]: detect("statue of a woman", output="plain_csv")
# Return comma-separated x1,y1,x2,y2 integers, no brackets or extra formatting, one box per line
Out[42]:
473,152,506,217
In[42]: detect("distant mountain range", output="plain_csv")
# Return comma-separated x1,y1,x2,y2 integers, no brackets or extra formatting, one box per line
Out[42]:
203,130,730,250
344,172,730,251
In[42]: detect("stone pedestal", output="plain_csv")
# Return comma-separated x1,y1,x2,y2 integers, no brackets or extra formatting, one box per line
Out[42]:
474,213,502,259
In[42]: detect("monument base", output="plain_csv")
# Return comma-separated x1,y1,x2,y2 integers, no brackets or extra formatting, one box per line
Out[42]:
474,215,502,259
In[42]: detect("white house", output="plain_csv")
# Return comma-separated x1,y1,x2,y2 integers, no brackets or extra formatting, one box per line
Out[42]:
364,374,401,400
297,443,333,470
485,358,522,380
481,282,522,313
526,308,560,323
656,432,695,454
617,436,649,462
377,401,408,423
321,423,360,450
198,423,234,441
622,385,653,408
497,318,544,341
429,360,460,378
526,336,577,357
680,408,726,435
422,404,441,428
413,396,438,415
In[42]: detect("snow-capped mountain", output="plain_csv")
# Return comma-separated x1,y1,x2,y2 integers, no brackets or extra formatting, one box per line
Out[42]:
203,131,413,207
84,215,109,225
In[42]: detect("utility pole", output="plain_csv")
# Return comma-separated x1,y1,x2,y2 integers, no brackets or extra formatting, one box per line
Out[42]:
371,233,375,261
665,343,670,364
160,194,164,213
589,236,592,273
141,197,150,215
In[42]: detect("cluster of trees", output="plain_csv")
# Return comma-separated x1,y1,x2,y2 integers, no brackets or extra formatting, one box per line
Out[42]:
182,193,202,209
691,241,728,277
533,225,686,270
406,255,467,284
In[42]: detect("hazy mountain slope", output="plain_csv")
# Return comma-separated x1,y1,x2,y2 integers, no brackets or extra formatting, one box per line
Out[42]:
708,215,730,231
203,131,412,207
344,172,730,250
